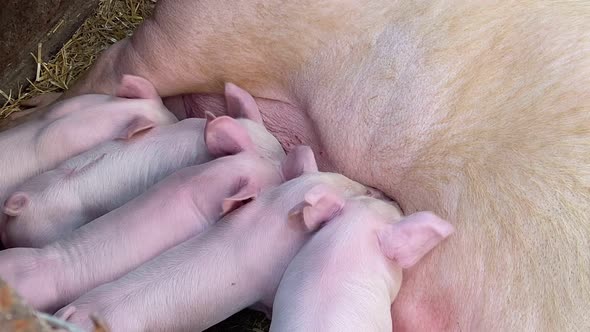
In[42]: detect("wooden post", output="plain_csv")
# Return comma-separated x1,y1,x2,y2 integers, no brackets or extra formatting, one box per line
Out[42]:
0,0,100,94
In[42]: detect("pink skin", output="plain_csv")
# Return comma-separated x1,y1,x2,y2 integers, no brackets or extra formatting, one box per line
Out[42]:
55,169,384,332
0,116,287,314
0,75,177,213
37,1,590,330
1,83,283,248
1,118,209,249
270,194,454,332
163,93,336,171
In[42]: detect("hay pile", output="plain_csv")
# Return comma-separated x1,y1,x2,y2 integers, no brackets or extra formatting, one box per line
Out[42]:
0,0,270,330
0,0,155,121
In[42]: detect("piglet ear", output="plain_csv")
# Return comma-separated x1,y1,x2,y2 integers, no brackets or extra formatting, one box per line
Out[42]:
205,115,255,156
288,184,344,231
224,83,264,124
117,115,156,140
281,145,318,181
116,75,160,100
221,181,259,217
377,212,454,269
3,192,29,216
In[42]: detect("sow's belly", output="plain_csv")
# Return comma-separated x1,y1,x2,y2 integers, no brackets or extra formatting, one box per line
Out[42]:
289,8,590,331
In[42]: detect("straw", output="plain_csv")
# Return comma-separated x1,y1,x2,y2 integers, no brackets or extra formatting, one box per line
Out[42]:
0,0,156,120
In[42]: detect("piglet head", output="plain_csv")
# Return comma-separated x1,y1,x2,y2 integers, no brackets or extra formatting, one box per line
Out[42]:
206,83,315,215
0,167,79,248
220,145,319,216
377,211,454,269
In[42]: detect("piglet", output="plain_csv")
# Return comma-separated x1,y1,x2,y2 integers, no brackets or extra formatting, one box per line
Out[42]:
1,83,284,248
0,116,289,313
55,166,383,332
0,75,177,210
270,193,454,332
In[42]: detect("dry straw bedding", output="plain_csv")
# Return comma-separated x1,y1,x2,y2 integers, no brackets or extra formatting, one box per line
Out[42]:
0,0,154,120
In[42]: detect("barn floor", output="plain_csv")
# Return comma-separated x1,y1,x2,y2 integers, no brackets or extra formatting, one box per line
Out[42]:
0,0,270,330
